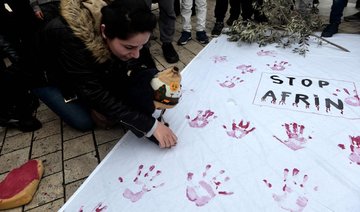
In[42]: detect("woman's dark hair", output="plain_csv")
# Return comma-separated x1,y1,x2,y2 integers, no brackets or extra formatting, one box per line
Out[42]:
101,0,157,39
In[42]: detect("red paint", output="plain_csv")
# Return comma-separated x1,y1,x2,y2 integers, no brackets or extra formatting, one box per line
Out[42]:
263,179,272,188
0,160,40,199
338,144,345,149
218,191,234,195
292,168,299,176
187,172,194,180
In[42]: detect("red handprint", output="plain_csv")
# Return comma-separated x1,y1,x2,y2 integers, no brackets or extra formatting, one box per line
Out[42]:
118,164,164,202
211,55,227,63
267,61,290,71
223,119,255,139
236,64,256,74
78,203,107,212
217,76,244,88
349,136,360,164
264,168,317,212
273,122,311,151
186,164,233,207
338,135,360,165
186,110,217,128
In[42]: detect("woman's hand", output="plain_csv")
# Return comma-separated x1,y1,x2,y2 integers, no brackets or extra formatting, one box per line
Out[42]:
153,122,177,148
34,11,44,20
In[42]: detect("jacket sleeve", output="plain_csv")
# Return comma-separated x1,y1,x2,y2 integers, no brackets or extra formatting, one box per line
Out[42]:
42,20,156,137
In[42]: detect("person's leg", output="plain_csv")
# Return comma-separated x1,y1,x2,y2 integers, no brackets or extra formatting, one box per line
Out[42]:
195,0,207,32
0,70,41,132
214,0,228,22
240,0,253,20
322,0,347,37
211,0,228,36
227,0,241,25
158,0,179,63
174,0,180,16
329,0,346,25
253,0,268,22
32,86,94,131
195,0,209,44
158,0,176,44
178,0,193,45
181,0,193,32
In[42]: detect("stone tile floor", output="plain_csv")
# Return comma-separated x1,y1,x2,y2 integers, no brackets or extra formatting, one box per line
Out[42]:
0,0,359,211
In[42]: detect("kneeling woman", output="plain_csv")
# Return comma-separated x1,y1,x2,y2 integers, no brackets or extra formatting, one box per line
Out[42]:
34,0,177,148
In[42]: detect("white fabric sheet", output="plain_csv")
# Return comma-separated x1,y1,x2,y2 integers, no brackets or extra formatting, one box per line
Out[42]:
59,34,360,212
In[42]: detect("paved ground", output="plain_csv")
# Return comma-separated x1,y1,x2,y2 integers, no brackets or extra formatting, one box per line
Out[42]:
0,0,359,211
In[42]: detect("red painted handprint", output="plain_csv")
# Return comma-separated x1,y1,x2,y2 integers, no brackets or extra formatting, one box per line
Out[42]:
338,135,360,165
118,164,164,202
217,76,244,88
236,64,256,74
273,123,312,151
264,168,317,212
211,55,227,63
186,110,217,128
223,119,255,139
267,61,290,71
332,88,360,107
257,49,276,57
186,164,233,207
79,203,107,212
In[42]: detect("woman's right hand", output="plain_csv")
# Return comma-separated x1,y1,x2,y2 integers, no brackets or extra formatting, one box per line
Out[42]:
153,122,177,148
34,11,44,20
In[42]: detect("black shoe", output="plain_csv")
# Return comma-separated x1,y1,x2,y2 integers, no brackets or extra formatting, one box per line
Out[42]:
162,43,179,63
226,17,237,26
0,116,42,132
196,31,209,44
177,31,192,45
344,12,360,22
321,23,339,37
211,22,224,37
254,14,268,23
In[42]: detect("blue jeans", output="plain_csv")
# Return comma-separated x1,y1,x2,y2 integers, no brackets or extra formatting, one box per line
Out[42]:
32,86,94,131
330,0,347,24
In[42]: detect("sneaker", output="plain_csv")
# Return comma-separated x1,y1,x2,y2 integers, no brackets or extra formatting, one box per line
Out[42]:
211,22,224,37
226,17,237,26
0,116,42,132
162,42,179,63
177,31,192,45
196,31,209,44
321,23,339,37
344,12,360,22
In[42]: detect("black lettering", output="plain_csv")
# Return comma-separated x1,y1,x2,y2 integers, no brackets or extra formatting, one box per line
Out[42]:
270,75,283,84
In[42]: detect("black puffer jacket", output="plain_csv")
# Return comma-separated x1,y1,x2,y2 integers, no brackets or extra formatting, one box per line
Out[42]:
40,0,158,137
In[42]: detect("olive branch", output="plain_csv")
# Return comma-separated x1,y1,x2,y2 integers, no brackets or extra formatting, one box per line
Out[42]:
223,0,349,56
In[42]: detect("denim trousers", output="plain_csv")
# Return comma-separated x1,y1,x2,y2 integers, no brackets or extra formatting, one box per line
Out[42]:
32,86,94,131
